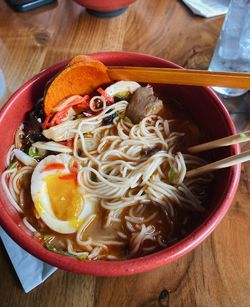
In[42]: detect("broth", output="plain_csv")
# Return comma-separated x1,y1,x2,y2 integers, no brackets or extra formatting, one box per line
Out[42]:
11,96,211,260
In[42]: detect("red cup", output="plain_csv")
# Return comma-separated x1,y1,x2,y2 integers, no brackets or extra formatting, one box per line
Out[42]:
72,0,137,17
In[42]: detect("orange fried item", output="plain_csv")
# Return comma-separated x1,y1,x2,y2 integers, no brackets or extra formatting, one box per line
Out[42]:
66,54,95,67
44,55,110,115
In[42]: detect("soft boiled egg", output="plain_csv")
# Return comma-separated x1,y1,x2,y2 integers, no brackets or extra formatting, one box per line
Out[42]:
31,154,97,234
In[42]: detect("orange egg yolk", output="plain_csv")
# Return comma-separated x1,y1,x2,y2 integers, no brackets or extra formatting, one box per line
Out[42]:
45,173,83,221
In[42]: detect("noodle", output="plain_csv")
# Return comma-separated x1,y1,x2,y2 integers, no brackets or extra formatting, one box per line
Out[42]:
1,169,23,213
1,88,213,260
6,145,15,166
22,217,36,232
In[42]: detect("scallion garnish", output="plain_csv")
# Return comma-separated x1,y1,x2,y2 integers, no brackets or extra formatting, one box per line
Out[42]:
44,242,87,260
7,161,18,170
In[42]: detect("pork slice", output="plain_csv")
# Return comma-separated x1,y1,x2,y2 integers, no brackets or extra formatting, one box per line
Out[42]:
125,86,163,123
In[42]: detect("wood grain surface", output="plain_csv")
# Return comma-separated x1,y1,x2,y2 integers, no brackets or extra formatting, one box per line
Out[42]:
0,1,249,306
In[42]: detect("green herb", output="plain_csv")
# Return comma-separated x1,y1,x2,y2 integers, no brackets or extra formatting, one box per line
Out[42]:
28,147,40,160
44,242,87,260
168,167,176,185
117,113,132,123
7,161,18,170
114,91,130,99
80,161,87,167
44,242,73,256
77,254,88,260
34,232,42,239
117,112,125,120
124,116,132,123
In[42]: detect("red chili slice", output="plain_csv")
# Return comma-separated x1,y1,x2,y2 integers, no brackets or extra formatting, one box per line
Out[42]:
97,87,114,104
42,163,65,172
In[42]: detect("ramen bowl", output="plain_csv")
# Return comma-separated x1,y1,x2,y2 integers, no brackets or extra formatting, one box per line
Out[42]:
0,52,240,276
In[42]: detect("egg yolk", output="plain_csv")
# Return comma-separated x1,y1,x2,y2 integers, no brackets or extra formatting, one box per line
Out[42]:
45,174,83,221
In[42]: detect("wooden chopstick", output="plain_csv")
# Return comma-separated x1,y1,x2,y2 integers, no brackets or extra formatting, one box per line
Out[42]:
108,66,250,89
188,131,250,153
186,150,250,178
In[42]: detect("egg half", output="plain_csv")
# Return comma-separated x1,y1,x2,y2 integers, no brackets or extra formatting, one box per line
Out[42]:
31,154,97,234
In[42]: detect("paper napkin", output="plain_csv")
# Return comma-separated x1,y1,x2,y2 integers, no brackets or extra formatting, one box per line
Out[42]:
0,227,57,293
182,0,230,18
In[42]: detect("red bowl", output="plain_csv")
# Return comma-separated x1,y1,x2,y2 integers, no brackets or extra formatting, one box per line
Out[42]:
72,0,136,16
0,52,240,276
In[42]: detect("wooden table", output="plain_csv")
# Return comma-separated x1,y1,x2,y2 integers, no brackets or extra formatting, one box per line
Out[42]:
0,1,249,306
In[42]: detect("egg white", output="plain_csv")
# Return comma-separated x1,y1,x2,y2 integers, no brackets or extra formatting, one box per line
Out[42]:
105,81,141,97
31,154,97,234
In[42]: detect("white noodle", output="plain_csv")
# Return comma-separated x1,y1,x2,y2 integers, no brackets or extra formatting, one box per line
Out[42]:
6,145,15,165
1,169,23,213
13,149,37,166
3,94,212,259
32,141,72,153
67,240,89,258
88,247,103,260
22,217,36,232
117,231,128,239
106,255,119,260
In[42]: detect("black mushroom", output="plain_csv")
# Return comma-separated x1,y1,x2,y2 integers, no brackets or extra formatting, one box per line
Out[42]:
125,86,164,124
23,99,46,150
102,109,117,125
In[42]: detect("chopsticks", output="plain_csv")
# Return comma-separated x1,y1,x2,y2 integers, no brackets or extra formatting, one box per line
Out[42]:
109,66,250,177
186,131,250,178
108,66,250,89
188,131,250,153
186,150,250,178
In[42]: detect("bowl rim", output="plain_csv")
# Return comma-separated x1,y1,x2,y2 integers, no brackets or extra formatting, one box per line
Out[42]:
0,51,241,276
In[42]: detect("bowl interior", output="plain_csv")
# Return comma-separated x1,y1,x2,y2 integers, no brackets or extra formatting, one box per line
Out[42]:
0,52,240,276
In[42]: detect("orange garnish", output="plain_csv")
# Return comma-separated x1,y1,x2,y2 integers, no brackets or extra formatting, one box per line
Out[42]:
97,87,114,104
44,55,110,115
42,163,65,172
73,95,90,112
42,113,53,129
68,160,80,174
42,96,91,129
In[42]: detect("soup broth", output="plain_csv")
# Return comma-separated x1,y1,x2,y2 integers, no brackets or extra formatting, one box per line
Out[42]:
2,82,212,260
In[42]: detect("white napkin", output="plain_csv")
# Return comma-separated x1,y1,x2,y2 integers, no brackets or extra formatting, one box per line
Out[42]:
182,0,230,18
0,227,57,293
0,68,6,101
